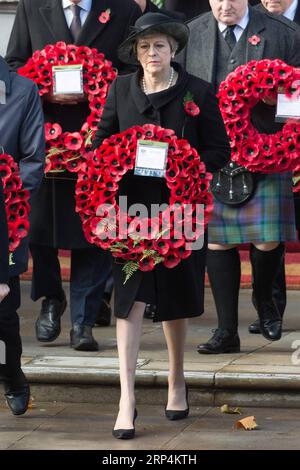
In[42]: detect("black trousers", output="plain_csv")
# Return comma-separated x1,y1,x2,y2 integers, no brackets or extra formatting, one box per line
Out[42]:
30,244,112,326
0,276,22,381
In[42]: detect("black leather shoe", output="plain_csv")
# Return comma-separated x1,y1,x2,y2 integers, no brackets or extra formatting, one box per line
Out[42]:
248,319,261,334
144,304,156,320
197,329,240,354
70,324,99,351
112,408,137,440
36,295,67,342
4,382,30,416
257,300,282,341
165,384,189,421
95,299,111,327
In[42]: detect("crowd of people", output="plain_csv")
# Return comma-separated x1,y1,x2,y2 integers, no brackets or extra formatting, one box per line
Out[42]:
0,0,299,439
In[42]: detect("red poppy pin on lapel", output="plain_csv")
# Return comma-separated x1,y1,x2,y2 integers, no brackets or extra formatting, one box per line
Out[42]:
248,35,261,46
99,9,111,24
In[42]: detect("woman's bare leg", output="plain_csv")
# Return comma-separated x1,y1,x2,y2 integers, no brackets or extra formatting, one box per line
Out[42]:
114,301,145,430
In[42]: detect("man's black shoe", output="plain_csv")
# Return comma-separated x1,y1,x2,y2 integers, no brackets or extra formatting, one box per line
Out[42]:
4,382,30,416
258,300,282,341
248,319,261,334
35,295,67,342
95,299,112,327
70,324,99,351
197,328,240,354
144,304,156,320
250,291,284,335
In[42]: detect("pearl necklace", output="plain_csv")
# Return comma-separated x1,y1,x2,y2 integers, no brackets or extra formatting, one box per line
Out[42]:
142,67,175,95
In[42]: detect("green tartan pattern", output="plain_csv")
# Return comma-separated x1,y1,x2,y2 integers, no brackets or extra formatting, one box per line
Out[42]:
208,173,297,244
152,0,165,7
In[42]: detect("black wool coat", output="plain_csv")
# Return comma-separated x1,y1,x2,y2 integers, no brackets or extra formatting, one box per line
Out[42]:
0,179,9,284
5,0,141,249
92,65,230,320
0,57,45,277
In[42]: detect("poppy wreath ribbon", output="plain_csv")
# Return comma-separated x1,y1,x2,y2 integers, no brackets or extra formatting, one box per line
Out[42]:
0,153,30,253
18,42,117,174
75,124,213,282
218,59,300,173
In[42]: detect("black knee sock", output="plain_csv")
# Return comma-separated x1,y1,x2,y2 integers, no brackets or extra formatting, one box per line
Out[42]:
250,243,285,304
207,248,241,333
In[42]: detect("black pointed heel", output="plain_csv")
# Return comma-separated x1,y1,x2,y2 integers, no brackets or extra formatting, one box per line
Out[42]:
112,408,138,440
165,384,189,421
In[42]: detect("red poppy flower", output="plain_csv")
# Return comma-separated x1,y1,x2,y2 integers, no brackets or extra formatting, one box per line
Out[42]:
248,35,261,46
64,132,83,151
99,9,111,24
45,122,62,141
184,101,200,117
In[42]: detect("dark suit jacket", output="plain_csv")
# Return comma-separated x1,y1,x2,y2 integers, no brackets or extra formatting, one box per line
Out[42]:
6,0,141,72
0,56,44,276
5,0,142,249
0,178,9,284
164,0,210,20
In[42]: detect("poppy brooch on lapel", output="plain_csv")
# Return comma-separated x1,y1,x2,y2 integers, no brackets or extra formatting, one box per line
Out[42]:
183,92,200,117
99,9,111,24
248,35,261,46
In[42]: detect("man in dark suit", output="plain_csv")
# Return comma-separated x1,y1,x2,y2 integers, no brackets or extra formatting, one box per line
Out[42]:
6,0,142,351
184,0,300,353
0,55,45,415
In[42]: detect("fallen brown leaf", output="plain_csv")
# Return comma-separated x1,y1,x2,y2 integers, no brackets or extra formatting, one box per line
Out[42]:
235,416,258,430
220,404,242,415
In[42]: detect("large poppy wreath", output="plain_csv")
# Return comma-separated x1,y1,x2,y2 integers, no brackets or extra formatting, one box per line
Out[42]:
18,42,117,174
218,59,300,173
75,125,213,281
0,153,30,252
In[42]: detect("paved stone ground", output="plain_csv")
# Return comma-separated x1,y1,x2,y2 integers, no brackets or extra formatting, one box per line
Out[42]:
1,402,300,450
1,282,300,450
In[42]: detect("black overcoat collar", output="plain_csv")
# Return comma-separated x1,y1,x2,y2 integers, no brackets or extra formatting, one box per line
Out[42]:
130,63,189,114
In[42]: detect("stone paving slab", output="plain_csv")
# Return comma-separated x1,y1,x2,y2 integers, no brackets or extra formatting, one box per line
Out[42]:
3,283,300,404
1,402,300,450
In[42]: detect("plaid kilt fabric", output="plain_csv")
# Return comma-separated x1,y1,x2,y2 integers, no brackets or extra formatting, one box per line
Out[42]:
208,173,297,244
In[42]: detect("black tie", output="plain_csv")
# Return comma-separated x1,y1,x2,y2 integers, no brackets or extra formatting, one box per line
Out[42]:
70,4,82,42
224,25,237,50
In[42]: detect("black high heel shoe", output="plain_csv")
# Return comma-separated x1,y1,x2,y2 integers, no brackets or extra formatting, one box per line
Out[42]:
165,384,189,421
112,408,138,440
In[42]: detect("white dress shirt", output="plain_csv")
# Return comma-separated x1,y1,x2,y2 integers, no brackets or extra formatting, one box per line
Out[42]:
218,7,250,42
62,0,92,28
283,0,298,21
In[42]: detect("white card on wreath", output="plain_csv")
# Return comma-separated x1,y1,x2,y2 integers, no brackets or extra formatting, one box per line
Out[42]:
276,93,300,122
134,140,168,178
52,64,83,95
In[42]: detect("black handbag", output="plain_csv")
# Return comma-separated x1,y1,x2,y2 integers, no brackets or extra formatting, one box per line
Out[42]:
211,161,257,207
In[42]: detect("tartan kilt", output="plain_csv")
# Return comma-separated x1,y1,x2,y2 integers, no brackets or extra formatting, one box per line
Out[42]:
208,173,297,244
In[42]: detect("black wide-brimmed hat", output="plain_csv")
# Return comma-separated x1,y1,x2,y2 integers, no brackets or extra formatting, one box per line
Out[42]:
118,12,189,65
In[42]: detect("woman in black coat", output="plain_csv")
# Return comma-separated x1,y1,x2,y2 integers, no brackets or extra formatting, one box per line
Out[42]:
93,13,230,439
0,178,10,303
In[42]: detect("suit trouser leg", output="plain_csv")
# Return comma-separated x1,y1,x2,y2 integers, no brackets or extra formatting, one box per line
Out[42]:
30,244,65,301
70,247,112,327
0,277,22,382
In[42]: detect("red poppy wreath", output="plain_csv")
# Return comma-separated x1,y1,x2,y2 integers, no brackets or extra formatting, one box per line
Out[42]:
75,125,213,281
18,42,117,174
0,153,30,252
218,59,300,173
